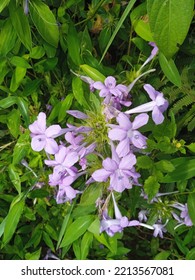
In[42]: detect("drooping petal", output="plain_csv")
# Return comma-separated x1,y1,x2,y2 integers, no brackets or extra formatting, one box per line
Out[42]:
152,106,164,124
128,220,140,226
108,128,126,141
143,84,157,101
132,113,149,129
92,169,111,182
116,113,132,129
93,81,105,90
45,138,59,154
131,131,147,149
66,110,88,119
31,135,46,151
116,138,130,158
45,125,62,137
102,158,118,172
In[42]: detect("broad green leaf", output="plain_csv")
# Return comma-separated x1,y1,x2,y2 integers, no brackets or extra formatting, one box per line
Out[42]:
60,215,94,247
72,77,87,107
58,94,73,122
130,3,153,41
7,109,20,138
0,96,17,109
29,46,45,59
80,232,93,259
73,239,81,259
3,198,25,246
147,0,194,58
80,183,102,206
98,28,112,53
10,67,26,92
0,218,7,239
144,176,160,201
161,159,195,183
8,164,21,194
88,218,100,235
9,3,32,51
67,22,81,65
10,56,31,69
0,0,10,13
30,0,59,47
80,64,105,82
13,133,30,165
43,232,55,252
0,18,17,56
186,248,195,260
187,193,195,226
187,143,195,153
17,97,30,126
25,248,41,260
159,52,181,87
154,251,171,260
155,160,175,173
137,155,153,169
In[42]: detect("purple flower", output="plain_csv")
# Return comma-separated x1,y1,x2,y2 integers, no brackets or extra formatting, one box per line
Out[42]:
138,210,148,222
140,42,158,71
66,110,89,120
139,220,167,238
45,146,79,186
23,0,29,15
92,144,137,192
172,203,193,227
100,193,140,236
108,112,149,157
56,176,81,204
29,112,62,154
93,76,128,104
126,84,168,125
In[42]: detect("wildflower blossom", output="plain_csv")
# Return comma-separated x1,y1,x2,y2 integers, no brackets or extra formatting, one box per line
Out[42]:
100,193,139,236
29,112,62,154
126,84,168,125
92,144,138,192
108,112,149,157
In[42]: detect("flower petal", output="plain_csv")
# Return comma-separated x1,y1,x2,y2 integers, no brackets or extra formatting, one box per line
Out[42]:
131,131,147,149
102,158,118,172
31,135,46,151
104,76,116,89
93,81,105,90
108,128,126,141
92,169,111,182
143,84,157,100
132,113,149,129
45,138,59,154
64,151,79,167
37,112,47,132
119,153,136,170
116,113,131,129
45,125,61,137
152,106,164,124
116,138,130,157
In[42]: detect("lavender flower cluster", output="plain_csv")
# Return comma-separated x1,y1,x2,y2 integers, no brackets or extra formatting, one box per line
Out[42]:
29,43,192,238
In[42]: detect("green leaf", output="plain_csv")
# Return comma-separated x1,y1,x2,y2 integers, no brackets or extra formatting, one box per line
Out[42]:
80,64,105,82
187,193,195,226
0,18,17,56
8,164,21,194
154,251,171,260
43,232,55,252
80,232,93,259
187,143,195,153
13,133,30,165
137,155,153,169
60,215,94,247
7,109,20,138
100,0,137,63
130,3,153,41
0,96,17,109
98,28,112,53
58,94,73,122
3,198,25,246
0,0,10,13
17,97,30,126
159,52,181,87
67,22,81,65
29,46,45,59
155,160,175,173
144,176,160,201
72,77,87,107
10,56,31,69
30,0,59,48
161,159,195,183
9,3,32,51
88,218,100,235
147,0,194,59
186,248,195,260
25,248,41,260
10,67,26,92
80,183,102,206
